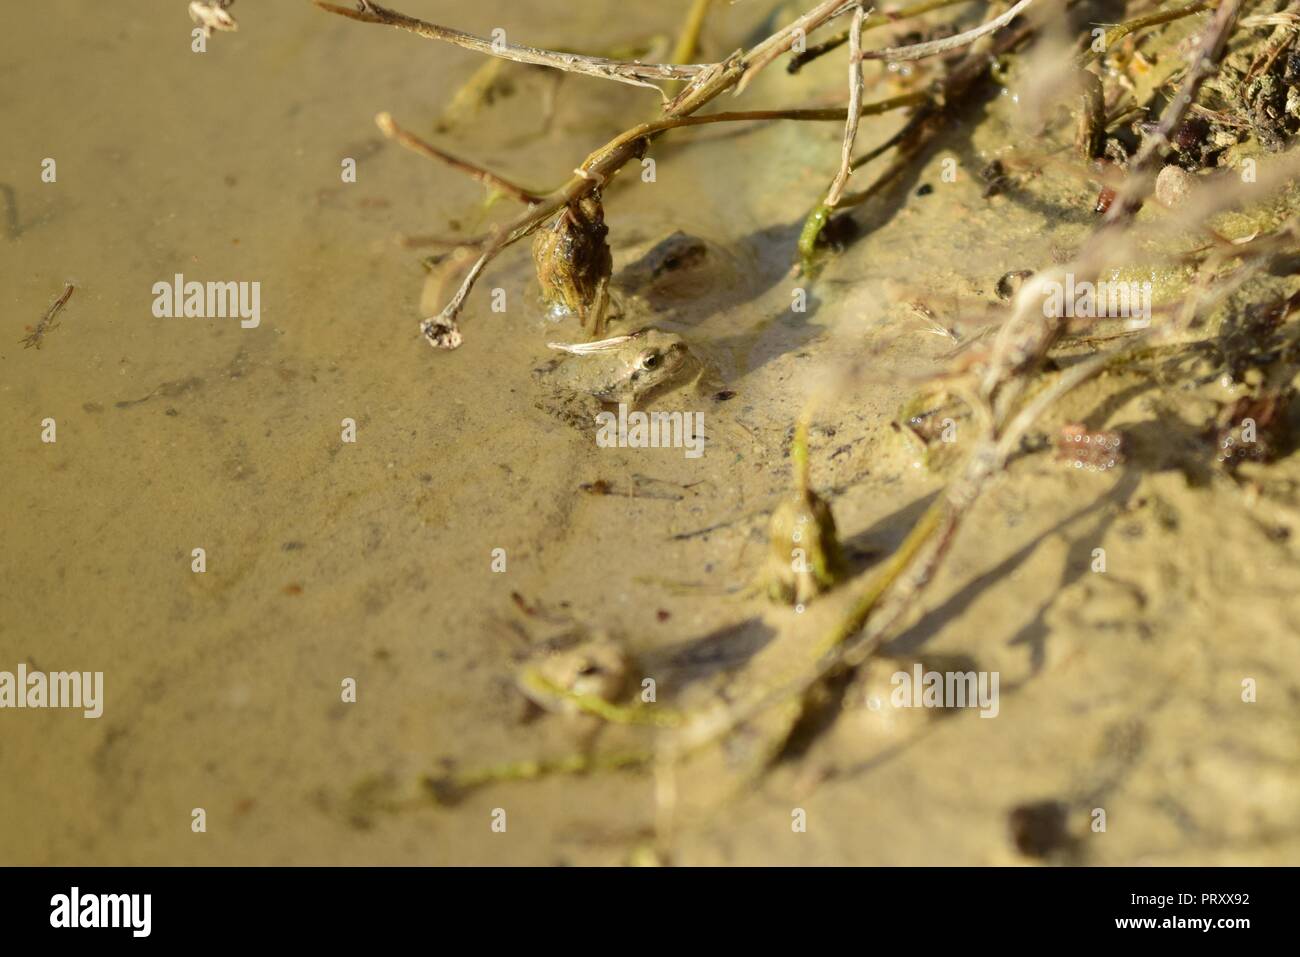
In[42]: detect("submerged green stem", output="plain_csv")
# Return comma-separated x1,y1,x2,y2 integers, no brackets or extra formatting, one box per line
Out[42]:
426,750,654,803
792,414,813,496
517,671,685,727
814,495,949,660
672,0,713,65
798,202,832,276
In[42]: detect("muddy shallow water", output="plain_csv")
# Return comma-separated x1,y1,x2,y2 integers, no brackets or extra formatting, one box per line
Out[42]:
2,1,1299,865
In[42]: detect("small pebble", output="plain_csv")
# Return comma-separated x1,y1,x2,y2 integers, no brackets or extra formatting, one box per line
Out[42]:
1155,165,1194,208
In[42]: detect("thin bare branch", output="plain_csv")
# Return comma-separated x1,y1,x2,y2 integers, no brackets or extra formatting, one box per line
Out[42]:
581,90,929,164
788,0,977,72
858,0,1035,61
736,0,859,93
313,0,707,93
375,112,543,204
827,3,869,206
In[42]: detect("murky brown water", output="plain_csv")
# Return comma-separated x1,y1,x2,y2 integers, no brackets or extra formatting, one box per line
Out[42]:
3,1,1298,865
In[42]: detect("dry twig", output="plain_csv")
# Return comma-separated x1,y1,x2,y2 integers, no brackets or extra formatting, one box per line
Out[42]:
858,0,1036,61
374,112,543,204
826,3,870,207
313,0,707,93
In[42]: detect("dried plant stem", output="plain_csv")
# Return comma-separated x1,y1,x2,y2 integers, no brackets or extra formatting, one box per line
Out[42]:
324,0,906,349
1077,69,1107,160
826,3,869,206
858,0,1036,61
799,19,1035,273
374,112,544,204
313,0,706,92
399,93,924,254
736,0,861,93
593,91,931,159
844,16,1036,179
788,0,978,73
1245,1,1300,81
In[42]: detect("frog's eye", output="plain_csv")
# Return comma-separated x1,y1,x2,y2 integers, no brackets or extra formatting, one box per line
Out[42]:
636,350,661,371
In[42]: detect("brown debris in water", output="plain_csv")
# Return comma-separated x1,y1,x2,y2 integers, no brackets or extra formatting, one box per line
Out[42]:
20,283,74,350
532,192,613,336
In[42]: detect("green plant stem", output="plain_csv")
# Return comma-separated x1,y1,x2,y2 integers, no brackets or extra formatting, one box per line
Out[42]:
517,671,685,727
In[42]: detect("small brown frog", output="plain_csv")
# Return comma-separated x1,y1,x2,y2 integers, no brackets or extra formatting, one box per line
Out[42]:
516,637,633,716
892,387,968,473
532,327,706,429
618,232,711,297
532,192,613,335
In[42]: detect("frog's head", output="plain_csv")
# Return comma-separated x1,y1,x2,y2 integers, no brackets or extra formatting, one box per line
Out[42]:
518,639,631,715
547,328,697,403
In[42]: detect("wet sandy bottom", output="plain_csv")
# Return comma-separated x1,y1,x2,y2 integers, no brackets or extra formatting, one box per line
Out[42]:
2,1,1298,865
